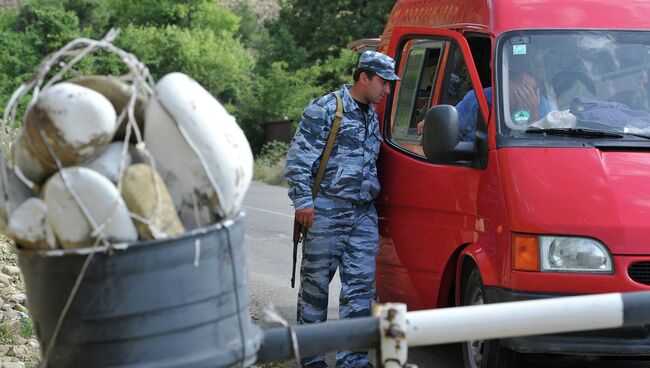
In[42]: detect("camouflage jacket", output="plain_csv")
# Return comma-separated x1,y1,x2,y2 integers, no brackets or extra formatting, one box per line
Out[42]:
284,84,382,210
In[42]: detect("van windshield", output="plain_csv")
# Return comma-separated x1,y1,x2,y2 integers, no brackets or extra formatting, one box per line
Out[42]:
498,31,650,140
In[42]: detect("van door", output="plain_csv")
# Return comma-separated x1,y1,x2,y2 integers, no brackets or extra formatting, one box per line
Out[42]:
376,27,491,310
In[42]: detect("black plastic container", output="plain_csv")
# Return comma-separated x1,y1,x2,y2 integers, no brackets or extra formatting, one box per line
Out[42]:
17,215,261,367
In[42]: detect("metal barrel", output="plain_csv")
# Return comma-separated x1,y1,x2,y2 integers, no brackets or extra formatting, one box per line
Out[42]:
17,215,262,367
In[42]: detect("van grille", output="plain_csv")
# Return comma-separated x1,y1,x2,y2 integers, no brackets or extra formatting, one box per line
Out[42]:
628,262,650,285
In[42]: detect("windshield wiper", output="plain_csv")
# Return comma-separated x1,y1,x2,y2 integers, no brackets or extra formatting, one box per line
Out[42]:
525,127,624,139
623,132,650,140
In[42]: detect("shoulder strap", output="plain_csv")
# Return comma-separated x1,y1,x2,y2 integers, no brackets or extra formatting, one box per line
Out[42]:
311,93,343,198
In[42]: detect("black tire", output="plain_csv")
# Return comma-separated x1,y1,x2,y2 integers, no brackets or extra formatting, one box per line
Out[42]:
461,268,519,368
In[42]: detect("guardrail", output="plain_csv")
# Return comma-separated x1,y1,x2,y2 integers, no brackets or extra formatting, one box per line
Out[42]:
256,291,650,367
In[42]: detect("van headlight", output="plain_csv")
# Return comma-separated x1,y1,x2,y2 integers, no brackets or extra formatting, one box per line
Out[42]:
540,236,612,273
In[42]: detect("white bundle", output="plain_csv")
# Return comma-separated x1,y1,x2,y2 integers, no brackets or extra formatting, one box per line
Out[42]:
15,82,118,184
7,198,57,250
82,142,132,184
145,72,253,229
0,168,33,233
43,167,138,249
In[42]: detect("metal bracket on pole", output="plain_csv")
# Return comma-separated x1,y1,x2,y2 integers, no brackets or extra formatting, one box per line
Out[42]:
374,303,414,368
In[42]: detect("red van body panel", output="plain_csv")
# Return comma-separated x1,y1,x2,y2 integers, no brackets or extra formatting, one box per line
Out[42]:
381,0,650,40
500,148,650,255
377,148,512,308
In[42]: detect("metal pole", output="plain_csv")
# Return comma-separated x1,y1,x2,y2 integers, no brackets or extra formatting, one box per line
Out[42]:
255,291,650,365
256,316,379,363
405,292,639,346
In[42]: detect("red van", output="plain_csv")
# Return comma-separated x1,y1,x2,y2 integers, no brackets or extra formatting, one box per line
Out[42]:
373,0,650,367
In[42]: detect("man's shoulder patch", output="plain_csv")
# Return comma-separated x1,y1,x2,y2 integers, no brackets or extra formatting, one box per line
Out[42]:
304,92,338,122
312,92,338,109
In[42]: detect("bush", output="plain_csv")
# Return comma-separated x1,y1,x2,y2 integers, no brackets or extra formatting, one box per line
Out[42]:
234,48,358,156
14,4,81,52
116,24,253,104
19,316,34,338
253,140,290,186
236,61,324,153
311,48,357,92
262,0,395,69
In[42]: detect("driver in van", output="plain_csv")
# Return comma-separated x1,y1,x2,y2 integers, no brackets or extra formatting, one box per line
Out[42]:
552,70,597,109
417,70,555,140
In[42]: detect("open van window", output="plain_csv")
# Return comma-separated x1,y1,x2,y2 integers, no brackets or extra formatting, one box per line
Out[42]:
498,30,650,140
390,39,444,156
389,37,487,159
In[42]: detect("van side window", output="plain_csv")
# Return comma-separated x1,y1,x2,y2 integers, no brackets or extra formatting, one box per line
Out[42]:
438,43,486,145
390,39,444,156
464,35,492,141
466,34,492,89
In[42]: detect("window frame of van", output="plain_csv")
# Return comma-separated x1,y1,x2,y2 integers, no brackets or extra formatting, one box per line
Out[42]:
494,29,650,149
389,37,446,156
382,27,491,165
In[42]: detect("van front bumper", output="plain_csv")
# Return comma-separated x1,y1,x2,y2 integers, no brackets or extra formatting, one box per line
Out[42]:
485,287,650,356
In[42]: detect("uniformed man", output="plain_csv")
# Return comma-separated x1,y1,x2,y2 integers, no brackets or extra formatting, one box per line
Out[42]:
284,51,399,368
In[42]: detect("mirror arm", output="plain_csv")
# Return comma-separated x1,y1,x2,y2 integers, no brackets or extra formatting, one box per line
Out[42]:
451,141,476,154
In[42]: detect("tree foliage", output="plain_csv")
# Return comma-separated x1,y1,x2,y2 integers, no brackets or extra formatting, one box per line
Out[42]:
115,25,252,103
13,4,81,52
262,0,396,70
0,0,251,113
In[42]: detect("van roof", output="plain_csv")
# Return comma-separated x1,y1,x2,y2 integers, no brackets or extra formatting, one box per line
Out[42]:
384,0,650,38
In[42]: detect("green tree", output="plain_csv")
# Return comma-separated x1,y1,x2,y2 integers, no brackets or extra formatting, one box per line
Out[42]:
233,2,268,51
236,61,324,151
0,28,39,109
116,24,253,104
13,4,81,52
313,48,358,92
0,4,81,110
107,0,238,32
108,0,191,28
262,0,396,70
0,0,253,126
191,1,239,34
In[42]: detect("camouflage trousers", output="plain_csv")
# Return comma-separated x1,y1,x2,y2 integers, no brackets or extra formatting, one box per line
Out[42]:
298,196,379,368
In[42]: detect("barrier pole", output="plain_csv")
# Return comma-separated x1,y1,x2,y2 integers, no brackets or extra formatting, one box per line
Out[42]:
256,316,379,363
255,291,650,365
406,292,650,346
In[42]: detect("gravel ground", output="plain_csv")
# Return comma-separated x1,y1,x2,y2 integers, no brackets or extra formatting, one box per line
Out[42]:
0,236,40,368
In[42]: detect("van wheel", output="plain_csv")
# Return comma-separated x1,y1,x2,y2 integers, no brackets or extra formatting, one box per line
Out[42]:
461,268,519,368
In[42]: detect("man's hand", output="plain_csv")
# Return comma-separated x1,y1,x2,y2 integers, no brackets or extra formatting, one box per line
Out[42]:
513,84,541,121
417,120,425,135
295,207,315,228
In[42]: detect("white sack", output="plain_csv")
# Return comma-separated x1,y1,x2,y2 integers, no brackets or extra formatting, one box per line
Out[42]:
0,168,33,233
82,142,132,183
43,167,137,249
8,198,57,250
69,75,147,141
16,82,118,184
144,72,253,229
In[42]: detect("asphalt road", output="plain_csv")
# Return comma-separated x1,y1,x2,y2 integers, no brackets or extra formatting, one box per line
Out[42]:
242,180,341,326
242,181,650,368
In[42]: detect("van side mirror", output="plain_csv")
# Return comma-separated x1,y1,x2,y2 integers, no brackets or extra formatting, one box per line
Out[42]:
422,105,476,164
